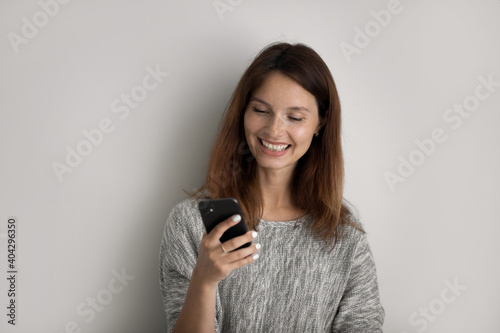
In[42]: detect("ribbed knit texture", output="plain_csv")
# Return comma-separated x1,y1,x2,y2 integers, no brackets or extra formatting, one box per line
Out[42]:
159,197,384,332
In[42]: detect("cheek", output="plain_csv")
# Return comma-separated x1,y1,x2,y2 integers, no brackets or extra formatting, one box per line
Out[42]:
291,126,316,145
243,111,259,136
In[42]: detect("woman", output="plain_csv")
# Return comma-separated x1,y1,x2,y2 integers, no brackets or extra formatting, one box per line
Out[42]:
159,42,384,332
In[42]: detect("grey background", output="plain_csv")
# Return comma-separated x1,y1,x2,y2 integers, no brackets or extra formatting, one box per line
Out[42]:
1,0,499,332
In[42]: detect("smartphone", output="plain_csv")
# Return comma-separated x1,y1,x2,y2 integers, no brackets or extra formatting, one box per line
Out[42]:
198,198,251,251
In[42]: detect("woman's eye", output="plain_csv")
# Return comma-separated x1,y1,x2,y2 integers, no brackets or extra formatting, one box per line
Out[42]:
289,116,303,122
252,107,266,114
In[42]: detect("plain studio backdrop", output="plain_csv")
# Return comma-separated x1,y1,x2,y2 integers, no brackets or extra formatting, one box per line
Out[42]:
1,0,499,332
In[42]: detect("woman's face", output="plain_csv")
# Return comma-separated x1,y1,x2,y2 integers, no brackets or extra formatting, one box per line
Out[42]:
244,71,321,175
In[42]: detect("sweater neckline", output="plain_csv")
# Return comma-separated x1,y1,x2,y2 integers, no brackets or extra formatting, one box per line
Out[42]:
259,214,310,225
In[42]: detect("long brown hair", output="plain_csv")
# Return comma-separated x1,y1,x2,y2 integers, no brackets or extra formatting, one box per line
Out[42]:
195,42,363,246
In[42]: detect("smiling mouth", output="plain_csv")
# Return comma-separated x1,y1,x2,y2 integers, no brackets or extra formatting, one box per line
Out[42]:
259,138,291,152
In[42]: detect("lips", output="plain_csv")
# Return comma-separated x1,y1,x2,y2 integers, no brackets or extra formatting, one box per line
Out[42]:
258,138,291,152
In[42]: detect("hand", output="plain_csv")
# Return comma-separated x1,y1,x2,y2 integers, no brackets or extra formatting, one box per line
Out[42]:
193,214,260,288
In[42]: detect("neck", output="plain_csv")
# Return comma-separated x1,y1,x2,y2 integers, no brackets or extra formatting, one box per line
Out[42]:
257,166,303,221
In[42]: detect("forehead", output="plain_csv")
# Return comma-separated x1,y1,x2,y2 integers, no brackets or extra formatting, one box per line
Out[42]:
250,72,317,110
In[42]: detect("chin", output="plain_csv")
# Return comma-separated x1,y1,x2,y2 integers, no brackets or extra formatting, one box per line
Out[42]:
254,158,297,172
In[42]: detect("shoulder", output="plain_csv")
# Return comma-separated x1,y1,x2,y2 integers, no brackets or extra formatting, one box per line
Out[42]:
167,196,201,223
163,197,205,247
332,221,372,261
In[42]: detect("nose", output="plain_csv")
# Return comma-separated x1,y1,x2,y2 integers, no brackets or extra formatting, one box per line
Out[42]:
267,114,285,137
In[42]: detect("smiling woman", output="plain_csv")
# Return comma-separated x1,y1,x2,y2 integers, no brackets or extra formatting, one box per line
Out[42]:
159,42,384,332
244,72,321,175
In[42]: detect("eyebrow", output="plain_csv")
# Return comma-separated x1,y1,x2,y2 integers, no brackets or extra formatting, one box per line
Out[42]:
250,97,310,113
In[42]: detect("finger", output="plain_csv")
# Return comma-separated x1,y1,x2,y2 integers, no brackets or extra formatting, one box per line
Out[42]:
209,214,242,242
225,251,260,271
224,242,261,263
221,230,257,253
199,231,208,245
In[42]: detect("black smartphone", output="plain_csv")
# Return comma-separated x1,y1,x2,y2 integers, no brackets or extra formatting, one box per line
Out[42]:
198,198,251,251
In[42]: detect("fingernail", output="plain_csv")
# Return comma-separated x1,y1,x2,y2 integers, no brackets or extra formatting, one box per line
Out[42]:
232,214,241,222
253,253,259,260
256,243,261,250
252,231,258,239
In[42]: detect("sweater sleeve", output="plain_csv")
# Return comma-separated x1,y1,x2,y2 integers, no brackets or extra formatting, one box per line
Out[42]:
331,231,385,332
158,199,221,332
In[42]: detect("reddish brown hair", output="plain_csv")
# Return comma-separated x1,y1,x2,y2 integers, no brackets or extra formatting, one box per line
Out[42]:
195,42,363,246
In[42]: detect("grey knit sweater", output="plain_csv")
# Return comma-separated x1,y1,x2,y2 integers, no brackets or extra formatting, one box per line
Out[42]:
159,197,384,332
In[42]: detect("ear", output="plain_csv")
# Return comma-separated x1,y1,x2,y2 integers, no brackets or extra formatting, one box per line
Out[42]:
314,119,325,137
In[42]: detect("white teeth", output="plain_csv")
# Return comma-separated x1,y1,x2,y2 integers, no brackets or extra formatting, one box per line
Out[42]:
261,139,289,152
